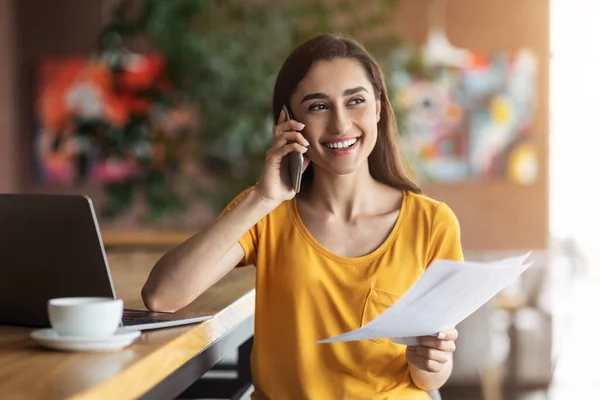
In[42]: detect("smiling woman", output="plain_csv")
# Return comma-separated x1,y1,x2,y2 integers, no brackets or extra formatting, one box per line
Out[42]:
274,36,421,194
290,59,382,179
142,33,464,400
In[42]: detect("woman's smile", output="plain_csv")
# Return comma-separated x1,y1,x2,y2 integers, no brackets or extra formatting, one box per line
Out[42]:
321,136,360,156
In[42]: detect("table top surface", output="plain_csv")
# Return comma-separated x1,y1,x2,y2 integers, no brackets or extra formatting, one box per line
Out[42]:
101,230,196,248
0,252,256,400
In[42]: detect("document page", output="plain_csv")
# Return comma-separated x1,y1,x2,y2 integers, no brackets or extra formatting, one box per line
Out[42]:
317,253,532,346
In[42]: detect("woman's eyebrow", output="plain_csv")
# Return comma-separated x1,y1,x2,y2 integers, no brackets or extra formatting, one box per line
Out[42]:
300,92,328,104
300,86,369,104
343,86,368,96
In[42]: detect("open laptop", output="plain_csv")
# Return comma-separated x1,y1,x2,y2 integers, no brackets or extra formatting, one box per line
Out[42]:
0,193,212,331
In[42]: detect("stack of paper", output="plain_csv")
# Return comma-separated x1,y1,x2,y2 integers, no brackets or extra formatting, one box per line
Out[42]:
317,253,532,346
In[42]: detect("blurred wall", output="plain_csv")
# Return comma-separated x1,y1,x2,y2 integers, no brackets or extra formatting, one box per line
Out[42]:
0,0,549,251
0,0,18,193
396,0,550,251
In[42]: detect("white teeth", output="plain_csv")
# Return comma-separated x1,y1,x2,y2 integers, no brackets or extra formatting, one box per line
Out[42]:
324,138,357,149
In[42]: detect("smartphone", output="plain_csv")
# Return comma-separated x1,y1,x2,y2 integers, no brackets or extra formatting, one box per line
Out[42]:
283,105,304,193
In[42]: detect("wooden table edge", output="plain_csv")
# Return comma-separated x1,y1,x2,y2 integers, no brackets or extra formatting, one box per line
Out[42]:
67,290,256,400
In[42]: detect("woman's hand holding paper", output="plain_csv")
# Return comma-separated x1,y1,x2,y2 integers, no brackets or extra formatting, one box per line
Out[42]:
406,329,458,373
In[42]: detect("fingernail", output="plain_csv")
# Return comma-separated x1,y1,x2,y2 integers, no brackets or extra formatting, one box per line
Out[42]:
302,138,309,146
280,108,285,117
298,123,305,129
437,332,446,339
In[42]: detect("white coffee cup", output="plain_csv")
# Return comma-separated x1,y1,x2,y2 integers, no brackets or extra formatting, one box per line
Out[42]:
47,297,123,337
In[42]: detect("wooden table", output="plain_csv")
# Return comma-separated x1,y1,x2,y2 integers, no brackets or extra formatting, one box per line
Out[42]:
101,231,196,250
0,252,256,400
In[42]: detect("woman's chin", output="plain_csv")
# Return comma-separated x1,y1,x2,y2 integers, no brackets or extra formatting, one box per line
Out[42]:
316,162,367,178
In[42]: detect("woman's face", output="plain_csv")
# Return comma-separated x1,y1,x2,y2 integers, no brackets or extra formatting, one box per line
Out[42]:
290,57,381,177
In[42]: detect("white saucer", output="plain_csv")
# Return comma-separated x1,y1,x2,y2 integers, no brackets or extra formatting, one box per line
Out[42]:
30,328,141,352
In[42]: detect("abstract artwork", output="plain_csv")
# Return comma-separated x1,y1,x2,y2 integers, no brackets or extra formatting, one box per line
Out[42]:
34,54,189,185
392,48,538,184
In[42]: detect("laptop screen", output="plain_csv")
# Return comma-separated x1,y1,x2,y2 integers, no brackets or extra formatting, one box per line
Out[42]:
0,194,116,327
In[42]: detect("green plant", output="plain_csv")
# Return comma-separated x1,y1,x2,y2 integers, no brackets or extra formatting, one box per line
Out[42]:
99,0,404,220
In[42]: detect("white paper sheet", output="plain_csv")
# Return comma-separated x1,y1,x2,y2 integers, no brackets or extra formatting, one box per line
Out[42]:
317,252,532,346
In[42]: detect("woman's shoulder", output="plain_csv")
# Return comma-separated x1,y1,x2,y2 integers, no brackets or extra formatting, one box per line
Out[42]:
405,190,443,209
403,190,458,224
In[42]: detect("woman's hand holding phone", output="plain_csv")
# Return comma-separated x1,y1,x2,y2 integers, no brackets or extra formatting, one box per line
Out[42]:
256,107,310,205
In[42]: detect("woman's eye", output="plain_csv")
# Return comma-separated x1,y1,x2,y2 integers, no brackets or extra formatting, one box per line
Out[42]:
308,103,328,111
348,98,365,106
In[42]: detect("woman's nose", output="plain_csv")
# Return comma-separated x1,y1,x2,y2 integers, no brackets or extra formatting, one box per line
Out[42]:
328,107,352,134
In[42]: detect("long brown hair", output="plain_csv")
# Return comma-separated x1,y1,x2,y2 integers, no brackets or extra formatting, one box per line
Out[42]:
272,33,421,194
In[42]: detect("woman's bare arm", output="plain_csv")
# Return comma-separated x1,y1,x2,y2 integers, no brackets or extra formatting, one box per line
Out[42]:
141,188,275,312
141,111,308,312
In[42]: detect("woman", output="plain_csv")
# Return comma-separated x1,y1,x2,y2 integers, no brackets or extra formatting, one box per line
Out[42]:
142,33,463,399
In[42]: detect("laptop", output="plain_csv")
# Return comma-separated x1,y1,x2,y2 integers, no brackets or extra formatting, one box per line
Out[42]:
0,193,212,331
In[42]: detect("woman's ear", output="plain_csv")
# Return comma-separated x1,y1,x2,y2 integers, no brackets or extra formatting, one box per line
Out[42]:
376,100,381,123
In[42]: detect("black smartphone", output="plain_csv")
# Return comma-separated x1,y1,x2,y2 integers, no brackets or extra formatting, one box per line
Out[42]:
282,105,304,193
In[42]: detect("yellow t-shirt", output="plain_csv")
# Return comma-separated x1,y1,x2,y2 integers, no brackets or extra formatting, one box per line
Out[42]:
224,188,463,400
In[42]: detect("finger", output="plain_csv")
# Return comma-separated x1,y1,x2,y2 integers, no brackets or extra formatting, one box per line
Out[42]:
269,142,309,160
274,120,305,136
277,108,286,124
407,346,444,373
273,131,309,148
435,329,458,341
417,337,456,352
416,346,452,364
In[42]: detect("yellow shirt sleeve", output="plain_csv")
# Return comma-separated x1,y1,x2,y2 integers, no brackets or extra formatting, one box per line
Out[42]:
219,186,259,267
426,202,464,264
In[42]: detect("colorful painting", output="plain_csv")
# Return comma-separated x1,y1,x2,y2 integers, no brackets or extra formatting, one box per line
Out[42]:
392,48,538,184
34,54,200,221
34,54,193,184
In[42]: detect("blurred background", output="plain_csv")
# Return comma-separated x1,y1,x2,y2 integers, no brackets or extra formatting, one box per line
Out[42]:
0,0,597,399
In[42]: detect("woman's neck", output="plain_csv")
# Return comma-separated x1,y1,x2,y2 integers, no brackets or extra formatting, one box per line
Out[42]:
303,164,379,221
